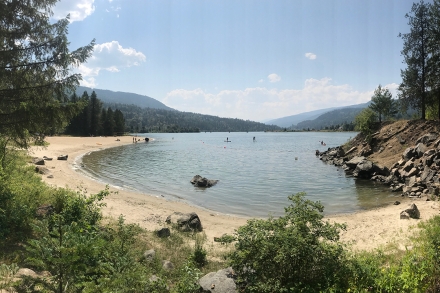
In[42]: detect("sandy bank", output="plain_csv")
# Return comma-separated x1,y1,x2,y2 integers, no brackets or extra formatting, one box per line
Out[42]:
29,136,440,251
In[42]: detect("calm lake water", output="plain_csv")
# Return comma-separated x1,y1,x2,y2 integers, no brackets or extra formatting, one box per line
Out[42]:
78,132,397,217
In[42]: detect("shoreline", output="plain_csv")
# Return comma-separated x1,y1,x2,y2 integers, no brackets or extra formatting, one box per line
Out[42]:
29,136,440,251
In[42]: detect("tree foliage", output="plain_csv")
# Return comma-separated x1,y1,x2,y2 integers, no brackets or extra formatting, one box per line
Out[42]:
354,108,377,139
229,192,348,292
398,1,431,120
65,91,125,136
0,0,94,148
369,85,398,123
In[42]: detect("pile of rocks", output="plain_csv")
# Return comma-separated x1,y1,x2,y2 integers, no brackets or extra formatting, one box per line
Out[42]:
318,133,440,199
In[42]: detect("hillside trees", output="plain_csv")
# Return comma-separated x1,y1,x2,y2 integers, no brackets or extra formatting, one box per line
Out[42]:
0,0,94,149
398,1,431,120
369,85,397,123
65,91,125,136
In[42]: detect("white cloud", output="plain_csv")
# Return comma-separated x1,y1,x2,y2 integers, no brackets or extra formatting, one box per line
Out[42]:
258,79,264,83
268,73,281,83
162,78,375,121
77,41,146,86
305,52,317,60
53,0,95,22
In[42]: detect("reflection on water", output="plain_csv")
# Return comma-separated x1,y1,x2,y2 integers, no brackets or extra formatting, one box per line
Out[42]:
80,132,398,217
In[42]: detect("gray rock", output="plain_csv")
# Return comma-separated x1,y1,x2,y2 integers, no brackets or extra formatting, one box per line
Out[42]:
35,166,50,175
402,160,414,172
416,133,438,145
191,175,219,188
420,166,436,182
400,203,420,219
353,160,374,178
199,267,237,293
345,156,366,169
400,211,411,219
162,260,174,271
406,167,419,178
15,268,38,278
143,249,155,262
156,227,170,238
405,176,417,188
57,154,68,160
32,157,45,165
166,212,203,232
402,147,415,160
414,143,428,158
391,184,404,192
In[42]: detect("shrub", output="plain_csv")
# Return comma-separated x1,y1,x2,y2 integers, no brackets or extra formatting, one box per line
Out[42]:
229,192,348,292
354,108,377,141
0,151,50,241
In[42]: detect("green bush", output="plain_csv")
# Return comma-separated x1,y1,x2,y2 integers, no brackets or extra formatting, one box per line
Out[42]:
191,233,207,268
24,188,151,293
354,108,377,141
0,151,50,241
229,192,348,292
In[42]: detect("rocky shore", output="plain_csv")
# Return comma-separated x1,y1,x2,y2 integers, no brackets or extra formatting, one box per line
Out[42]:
318,120,440,202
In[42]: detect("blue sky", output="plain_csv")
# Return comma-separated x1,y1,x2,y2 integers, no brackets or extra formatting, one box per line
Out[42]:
53,0,419,121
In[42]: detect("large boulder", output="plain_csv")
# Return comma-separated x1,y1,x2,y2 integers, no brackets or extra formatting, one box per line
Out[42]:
32,157,45,165
345,156,366,169
420,166,436,182
400,203,420,219
353,160,374,178
416,133,438,145
414,143,428,158
402,147,415,160
156,227,170,238
190,175,218,188
35,166,50,175
166,212,203,232
199,267,237,293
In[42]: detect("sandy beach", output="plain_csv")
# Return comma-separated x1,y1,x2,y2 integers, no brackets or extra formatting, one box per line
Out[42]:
29,136,440,251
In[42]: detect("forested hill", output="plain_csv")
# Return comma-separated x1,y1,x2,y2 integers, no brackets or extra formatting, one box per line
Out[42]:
76,86,174,111
293,108,363,130
104,103,281,133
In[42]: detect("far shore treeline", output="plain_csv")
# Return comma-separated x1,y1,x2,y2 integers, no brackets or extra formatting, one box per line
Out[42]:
64,91,282,134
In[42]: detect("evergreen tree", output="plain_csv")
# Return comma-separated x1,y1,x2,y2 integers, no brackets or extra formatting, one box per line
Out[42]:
89,91,102,136
0,0,94,148
398,0,431,120
114,109,125,134
65,93,85,135
103,107,115,136
369,85,397,123
80,91,91,136
100,108,107,135
428,0,440,119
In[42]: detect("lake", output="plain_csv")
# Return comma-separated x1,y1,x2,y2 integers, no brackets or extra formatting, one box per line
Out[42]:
78,132,397,217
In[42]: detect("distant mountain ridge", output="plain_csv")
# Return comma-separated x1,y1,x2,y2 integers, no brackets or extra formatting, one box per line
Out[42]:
295,108,364,130
75,86,174,111
266,102,371,128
